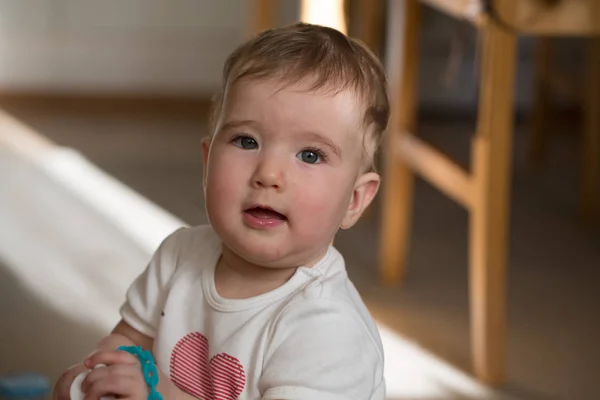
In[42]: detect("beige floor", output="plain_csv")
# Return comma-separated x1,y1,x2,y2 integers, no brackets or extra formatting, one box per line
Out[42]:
0,101,598,400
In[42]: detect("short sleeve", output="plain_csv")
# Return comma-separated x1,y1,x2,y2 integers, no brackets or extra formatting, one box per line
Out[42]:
259,298,385,400
119,228,184,338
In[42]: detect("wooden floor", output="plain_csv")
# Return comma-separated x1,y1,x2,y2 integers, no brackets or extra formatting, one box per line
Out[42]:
0,99,598,399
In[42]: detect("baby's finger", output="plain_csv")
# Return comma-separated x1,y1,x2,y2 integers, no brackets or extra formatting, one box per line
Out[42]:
83,373,136,400
86,350,138,368
81,366,108,394
53,364,88,400
82,365,139,393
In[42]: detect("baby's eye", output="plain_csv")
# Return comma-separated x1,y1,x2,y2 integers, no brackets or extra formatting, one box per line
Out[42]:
297,149,324,164
232,135,258,149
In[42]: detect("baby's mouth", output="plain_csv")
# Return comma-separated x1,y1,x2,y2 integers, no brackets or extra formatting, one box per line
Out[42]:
244,206,287,221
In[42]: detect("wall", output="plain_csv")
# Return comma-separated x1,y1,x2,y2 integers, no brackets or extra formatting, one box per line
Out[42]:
0,0,296,95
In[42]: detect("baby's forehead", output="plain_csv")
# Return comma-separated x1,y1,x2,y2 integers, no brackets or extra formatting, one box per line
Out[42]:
226,78,365,127
233,77,362,103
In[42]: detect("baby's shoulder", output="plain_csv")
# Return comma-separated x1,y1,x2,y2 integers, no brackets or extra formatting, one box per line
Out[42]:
271,259,383,357
288,248,364,312
269,282,384,365
161,224,219,255
283,275,369,329
153,224,220,272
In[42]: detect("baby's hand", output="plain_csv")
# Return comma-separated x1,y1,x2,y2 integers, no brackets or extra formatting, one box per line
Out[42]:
82,351,147,400
53,363,89,400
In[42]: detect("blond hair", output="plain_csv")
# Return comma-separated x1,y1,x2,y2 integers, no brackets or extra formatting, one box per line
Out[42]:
210,22,389,171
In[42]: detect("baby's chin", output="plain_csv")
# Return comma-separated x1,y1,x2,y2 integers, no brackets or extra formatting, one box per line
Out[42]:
230,240,298,268
209,217,331,268
225,235,323,269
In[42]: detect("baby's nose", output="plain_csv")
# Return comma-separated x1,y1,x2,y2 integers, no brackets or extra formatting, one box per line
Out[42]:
252,158,285,190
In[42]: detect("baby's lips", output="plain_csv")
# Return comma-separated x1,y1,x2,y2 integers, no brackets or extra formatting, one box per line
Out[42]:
245,206,287,220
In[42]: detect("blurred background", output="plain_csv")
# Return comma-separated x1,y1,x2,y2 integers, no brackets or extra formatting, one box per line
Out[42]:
0,1,598,399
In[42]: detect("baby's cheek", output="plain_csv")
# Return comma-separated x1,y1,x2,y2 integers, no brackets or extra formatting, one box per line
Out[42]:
206,163,242,199
205,178,238,225
292,189,342,232
209,179,234,200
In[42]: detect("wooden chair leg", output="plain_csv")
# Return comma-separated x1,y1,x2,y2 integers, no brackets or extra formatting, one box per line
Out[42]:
251,0,278,35
359,0,386,222
353,0,385,54
378,0,420,285
470,22,517,384
581,38,600,223
529,38,553,170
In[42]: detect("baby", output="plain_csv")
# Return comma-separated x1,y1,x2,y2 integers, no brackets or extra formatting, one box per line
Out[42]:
54,22,390,400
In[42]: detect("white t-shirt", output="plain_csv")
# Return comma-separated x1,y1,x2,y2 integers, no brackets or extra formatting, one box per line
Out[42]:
120,225,385,400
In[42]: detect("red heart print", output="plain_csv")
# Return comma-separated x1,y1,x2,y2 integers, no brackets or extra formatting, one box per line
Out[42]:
170,332,246,400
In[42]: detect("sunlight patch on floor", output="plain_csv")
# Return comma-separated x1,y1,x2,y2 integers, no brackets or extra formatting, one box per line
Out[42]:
0,109,185,255
378,322,512,399
41,147,185,254
0,109,184,333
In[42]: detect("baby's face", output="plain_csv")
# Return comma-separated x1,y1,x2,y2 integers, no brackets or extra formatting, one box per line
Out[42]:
202,78,377,268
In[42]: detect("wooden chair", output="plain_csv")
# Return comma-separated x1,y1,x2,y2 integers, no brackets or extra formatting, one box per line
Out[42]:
380,0,600,385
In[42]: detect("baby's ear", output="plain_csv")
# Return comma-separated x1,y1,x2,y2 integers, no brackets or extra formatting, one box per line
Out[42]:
340,172,380,229
201,137,211,185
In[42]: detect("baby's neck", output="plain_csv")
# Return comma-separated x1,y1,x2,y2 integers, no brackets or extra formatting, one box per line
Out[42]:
214,247,299,299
